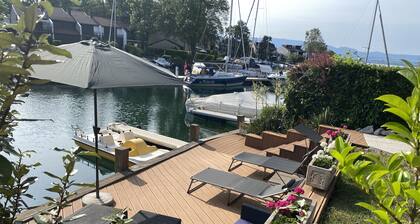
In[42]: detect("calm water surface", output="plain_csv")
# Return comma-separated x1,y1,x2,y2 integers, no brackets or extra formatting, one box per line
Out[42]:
12,84,236,206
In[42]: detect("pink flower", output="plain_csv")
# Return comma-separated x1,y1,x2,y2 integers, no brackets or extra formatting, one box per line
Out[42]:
275,200,290,208
287,194,297,202
326,130,333,135
265,201,275,209
293,187,305,195
342,125,348,129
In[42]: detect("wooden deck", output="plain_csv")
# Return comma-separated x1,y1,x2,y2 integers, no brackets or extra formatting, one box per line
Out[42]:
23,133,335,224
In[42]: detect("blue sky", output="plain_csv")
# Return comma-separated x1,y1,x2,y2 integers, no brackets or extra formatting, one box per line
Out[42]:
231,0,420,55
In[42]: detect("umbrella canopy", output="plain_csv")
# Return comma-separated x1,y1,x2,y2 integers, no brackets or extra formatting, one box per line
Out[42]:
32,41,182,89
31,40,183,202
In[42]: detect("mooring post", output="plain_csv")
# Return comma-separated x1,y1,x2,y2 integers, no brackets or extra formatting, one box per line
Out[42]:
190,124,200,142
237,115,245,129
115,146,129,172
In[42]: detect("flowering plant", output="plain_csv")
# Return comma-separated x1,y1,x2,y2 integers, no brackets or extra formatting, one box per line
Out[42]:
265,187,311,224
313,142,336,169
325,125,348,141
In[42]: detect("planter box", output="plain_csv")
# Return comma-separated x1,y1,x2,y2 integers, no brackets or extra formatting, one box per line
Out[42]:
264,197,317,224
306,159,336,191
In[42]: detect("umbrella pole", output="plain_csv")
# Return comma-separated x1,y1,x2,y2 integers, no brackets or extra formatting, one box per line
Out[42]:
93,89,100,199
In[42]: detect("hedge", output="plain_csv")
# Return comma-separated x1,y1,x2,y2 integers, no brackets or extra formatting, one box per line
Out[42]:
284,55,412,129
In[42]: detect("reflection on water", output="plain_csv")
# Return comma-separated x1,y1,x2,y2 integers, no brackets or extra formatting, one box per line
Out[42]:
12,84,235,206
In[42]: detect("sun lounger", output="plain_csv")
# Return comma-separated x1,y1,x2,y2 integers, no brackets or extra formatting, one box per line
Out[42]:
228,152,302,183
187,168,300,205
294,124,323,144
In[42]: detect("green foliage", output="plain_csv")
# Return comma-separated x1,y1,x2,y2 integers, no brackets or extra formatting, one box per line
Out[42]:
304,28,327,56
34,152,94,224
313,156,334,169
126,44,144,57
330,61,420,224
102,208,133,224
285,55,411,129
246,106,291,135
0,2,71,223
256,35,277,61
226,20,251,58
0,150,40,223
286,52,305,64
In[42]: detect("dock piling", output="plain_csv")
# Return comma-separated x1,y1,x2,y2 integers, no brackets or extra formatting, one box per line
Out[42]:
115,146,129,172
190,124,200,142
237,115,245,129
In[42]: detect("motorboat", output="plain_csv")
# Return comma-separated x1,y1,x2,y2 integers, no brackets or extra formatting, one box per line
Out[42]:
184,63,246,89
73,123,171,165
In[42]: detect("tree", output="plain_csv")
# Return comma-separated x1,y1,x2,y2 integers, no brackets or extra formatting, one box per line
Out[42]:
49,0,80,12
331,61,420,223
304,28,327,57
127,0,159,51
227,20,251,58
256,35,277,61
172,0,229,60
0,0,9,20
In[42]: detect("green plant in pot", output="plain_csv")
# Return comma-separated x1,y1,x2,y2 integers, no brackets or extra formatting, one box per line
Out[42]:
305,141,337,190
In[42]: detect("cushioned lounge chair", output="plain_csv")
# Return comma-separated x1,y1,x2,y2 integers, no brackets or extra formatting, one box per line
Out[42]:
187,168,301,205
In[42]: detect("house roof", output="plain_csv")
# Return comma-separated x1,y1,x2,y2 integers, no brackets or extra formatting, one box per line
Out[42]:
70,10,97,25
50,7,75,22
92,16,128,29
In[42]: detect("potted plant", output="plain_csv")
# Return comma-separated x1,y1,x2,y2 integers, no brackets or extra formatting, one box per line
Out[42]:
305,141,336,191
264,187,316,224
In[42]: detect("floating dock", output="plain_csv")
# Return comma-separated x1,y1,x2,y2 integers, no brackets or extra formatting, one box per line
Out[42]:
185,91,279,122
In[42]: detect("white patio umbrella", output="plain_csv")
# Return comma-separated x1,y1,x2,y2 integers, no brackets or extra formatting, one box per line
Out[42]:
32,40,182,204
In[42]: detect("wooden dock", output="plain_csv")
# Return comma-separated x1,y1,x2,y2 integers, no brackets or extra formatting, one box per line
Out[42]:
190,109,251,123
19,133,335,224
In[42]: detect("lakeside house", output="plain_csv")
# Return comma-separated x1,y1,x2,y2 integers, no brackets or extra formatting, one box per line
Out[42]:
8,6,128,48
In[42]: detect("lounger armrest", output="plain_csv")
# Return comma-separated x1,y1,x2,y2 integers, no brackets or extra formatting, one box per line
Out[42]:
239,203,271,224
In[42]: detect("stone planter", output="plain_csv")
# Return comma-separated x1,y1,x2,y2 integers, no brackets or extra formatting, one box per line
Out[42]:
306,159,336,191
264,197,317,224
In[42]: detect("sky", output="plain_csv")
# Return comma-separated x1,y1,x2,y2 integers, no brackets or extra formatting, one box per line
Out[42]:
230,0,420,55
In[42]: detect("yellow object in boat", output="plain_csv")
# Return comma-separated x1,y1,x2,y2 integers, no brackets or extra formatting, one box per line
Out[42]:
122,138,157,157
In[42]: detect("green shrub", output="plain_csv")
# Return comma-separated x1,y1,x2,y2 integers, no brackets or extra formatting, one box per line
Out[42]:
246,106,291,135
285,55,411,129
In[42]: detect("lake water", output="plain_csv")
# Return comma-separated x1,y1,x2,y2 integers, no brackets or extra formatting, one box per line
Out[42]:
12,84,236,206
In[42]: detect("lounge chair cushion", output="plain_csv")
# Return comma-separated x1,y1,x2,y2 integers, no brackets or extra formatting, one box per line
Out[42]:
122,138,157,157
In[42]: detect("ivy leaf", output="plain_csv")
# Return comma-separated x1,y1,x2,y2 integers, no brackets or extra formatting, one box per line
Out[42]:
0,154,13,184
39,1,54,16
44,171,61,180
376,94,411,114
405,189,420,205
39,44,72,58
372,210,390,224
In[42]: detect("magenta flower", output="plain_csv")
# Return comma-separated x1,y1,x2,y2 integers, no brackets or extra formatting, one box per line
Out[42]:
275,200,290,208
326,130,333,135
287,194,297,202
293,187,305,195
265,201,275,209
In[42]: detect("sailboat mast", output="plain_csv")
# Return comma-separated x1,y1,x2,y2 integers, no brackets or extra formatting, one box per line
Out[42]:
250,0,260,58
378,1,390,67
366,0,378,64
226,0,234,71
108,0,116,43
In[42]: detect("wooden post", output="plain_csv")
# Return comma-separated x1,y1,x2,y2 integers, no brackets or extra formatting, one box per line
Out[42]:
190,124,200,142
115,147,129,172
237,115,245,129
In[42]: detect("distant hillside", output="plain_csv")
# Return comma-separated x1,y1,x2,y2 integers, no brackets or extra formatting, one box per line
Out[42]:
266,37,420,66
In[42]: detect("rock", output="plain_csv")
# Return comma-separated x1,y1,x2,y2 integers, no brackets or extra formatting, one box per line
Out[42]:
360,125,374,134
374,128,384,136
381,130,392,136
